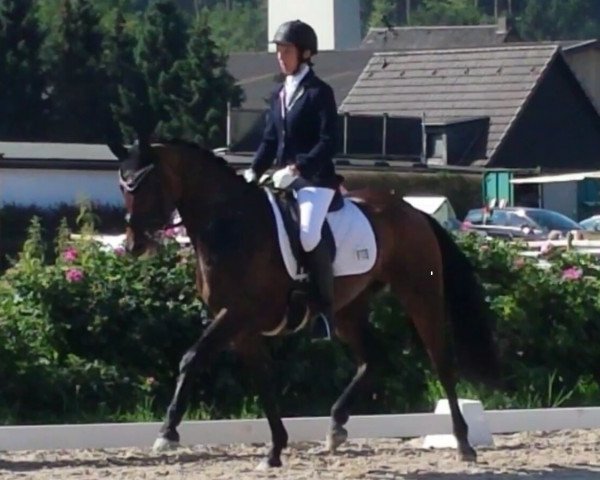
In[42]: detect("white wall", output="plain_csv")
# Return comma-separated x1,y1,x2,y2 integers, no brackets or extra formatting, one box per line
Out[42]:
268,0,361,52
0,169,122,207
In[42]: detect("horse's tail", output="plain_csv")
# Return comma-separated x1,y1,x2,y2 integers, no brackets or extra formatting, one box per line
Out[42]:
423,215,502,389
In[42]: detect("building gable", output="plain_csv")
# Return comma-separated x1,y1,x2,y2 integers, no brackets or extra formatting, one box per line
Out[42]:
490,53,600,169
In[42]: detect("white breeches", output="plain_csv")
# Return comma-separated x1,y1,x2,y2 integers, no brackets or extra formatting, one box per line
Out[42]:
297,186,335,252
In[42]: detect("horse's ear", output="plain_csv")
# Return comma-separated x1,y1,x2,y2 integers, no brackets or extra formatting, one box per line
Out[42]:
108,143,128,161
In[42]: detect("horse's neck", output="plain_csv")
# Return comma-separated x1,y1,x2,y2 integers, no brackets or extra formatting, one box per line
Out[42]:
177,175,269,245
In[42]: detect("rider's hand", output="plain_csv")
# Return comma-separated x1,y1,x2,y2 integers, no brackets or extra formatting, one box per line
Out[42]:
288,164,299,175
242,168,257,183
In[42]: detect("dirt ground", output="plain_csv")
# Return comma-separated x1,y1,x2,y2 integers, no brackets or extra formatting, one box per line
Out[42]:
0,428,598,479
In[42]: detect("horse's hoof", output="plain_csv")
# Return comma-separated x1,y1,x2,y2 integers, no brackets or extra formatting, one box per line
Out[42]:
326,426,348,453
255,457,282,470
152,436,180,453
458,447,477,463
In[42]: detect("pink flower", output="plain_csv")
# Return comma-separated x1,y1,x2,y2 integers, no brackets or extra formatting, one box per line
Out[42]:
513,257,526,269
163,228,177,238
540,241,554,255
65,267,84,283
145,376,157,386
62,247,78,262
562,267,583,281
114,246,126,256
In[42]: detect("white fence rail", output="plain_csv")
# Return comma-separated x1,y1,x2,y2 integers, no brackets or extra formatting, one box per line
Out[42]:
2,406,600,452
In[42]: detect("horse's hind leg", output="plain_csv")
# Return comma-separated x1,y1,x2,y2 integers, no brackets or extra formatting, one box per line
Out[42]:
326,294,380,453
391,281,476,462
153,309,235,452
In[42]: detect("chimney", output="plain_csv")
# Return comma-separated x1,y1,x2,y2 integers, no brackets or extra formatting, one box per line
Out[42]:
268,0,361,52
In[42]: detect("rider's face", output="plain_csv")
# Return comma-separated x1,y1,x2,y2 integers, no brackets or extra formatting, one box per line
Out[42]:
276,43,300,75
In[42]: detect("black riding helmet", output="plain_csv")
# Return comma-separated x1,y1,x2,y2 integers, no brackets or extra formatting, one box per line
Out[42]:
272,20,318,55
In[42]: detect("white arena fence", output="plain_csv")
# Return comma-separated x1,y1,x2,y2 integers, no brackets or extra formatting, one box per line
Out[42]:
1,404,600,452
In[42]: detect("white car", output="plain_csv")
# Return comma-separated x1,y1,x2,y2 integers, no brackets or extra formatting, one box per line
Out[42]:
579,215,600,231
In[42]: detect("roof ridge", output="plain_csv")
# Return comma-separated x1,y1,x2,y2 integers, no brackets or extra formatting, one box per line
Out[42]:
373,44,560,57
368,24,499,32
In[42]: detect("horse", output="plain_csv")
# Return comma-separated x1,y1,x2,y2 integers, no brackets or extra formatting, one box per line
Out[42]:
109,139,501,469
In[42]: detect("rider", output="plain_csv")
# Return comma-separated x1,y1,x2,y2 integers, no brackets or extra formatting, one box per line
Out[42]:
243,20,338,341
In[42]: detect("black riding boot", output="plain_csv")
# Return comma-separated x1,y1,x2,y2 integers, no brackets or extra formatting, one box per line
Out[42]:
304,240,335,341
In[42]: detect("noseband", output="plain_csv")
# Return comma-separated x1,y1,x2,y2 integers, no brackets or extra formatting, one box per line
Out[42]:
119,164,155,193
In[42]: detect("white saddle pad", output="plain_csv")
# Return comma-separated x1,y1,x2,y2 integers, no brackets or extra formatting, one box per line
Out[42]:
265,188,377,280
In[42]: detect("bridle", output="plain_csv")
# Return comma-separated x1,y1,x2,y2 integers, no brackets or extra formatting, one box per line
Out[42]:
118,163,182,232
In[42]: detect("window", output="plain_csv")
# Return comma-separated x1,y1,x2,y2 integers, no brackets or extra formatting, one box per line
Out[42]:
427,133,446,160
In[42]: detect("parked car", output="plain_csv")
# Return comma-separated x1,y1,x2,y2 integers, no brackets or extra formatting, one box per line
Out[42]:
462,207,582,239
579,215,600,231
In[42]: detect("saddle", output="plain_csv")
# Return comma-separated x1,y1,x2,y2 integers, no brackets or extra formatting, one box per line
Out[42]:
271,173,344,264
267,176,345,333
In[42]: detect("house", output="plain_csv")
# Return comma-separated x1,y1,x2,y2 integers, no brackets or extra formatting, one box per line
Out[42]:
0,142,121,206
340,44,600,169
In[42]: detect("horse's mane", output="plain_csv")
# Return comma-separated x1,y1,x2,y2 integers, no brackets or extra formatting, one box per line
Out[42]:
155,138,250,187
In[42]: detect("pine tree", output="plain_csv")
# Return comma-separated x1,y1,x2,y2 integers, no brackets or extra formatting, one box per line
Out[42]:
137,0,189,124
157,14,243,146
104,4,152,143
0,0,47,140
44,0,110,142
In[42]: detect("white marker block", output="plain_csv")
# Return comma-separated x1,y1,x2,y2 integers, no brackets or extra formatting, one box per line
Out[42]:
422,398,493,449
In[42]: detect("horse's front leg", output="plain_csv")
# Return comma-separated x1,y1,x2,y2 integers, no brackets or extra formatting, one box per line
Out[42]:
237,339,288,469
153,308,235,452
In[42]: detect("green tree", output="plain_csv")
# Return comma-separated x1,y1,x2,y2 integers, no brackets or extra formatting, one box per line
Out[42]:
158,14,243,146
109,0,189,143
205,1,266,53
44,0,111,142
138,0,189,139
368,0,399,28
516,0,600,40
412,0,486,25
0,0,47,140
104,5,150,143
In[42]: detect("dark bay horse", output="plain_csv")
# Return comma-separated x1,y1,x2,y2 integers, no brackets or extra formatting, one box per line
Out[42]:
109,140,500,469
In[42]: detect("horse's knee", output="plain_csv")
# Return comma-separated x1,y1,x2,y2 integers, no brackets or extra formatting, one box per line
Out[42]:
179,349,198,374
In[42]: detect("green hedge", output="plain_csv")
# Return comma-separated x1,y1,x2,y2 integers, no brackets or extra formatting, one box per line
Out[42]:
341,170,482,219
1,215,599,424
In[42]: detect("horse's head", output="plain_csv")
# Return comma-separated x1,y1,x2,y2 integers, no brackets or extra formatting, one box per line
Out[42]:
109,141,180,256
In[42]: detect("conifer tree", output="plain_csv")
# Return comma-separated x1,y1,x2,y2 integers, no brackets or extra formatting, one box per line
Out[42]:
44,0,109,142
0,0,47,140
158,14,243,146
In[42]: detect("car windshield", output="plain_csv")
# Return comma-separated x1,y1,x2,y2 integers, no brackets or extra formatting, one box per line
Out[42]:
525,210,582,231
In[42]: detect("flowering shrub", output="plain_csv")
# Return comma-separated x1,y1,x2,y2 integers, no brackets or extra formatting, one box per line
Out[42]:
0,217,209,422
456,233,600,408
2,215,600,423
